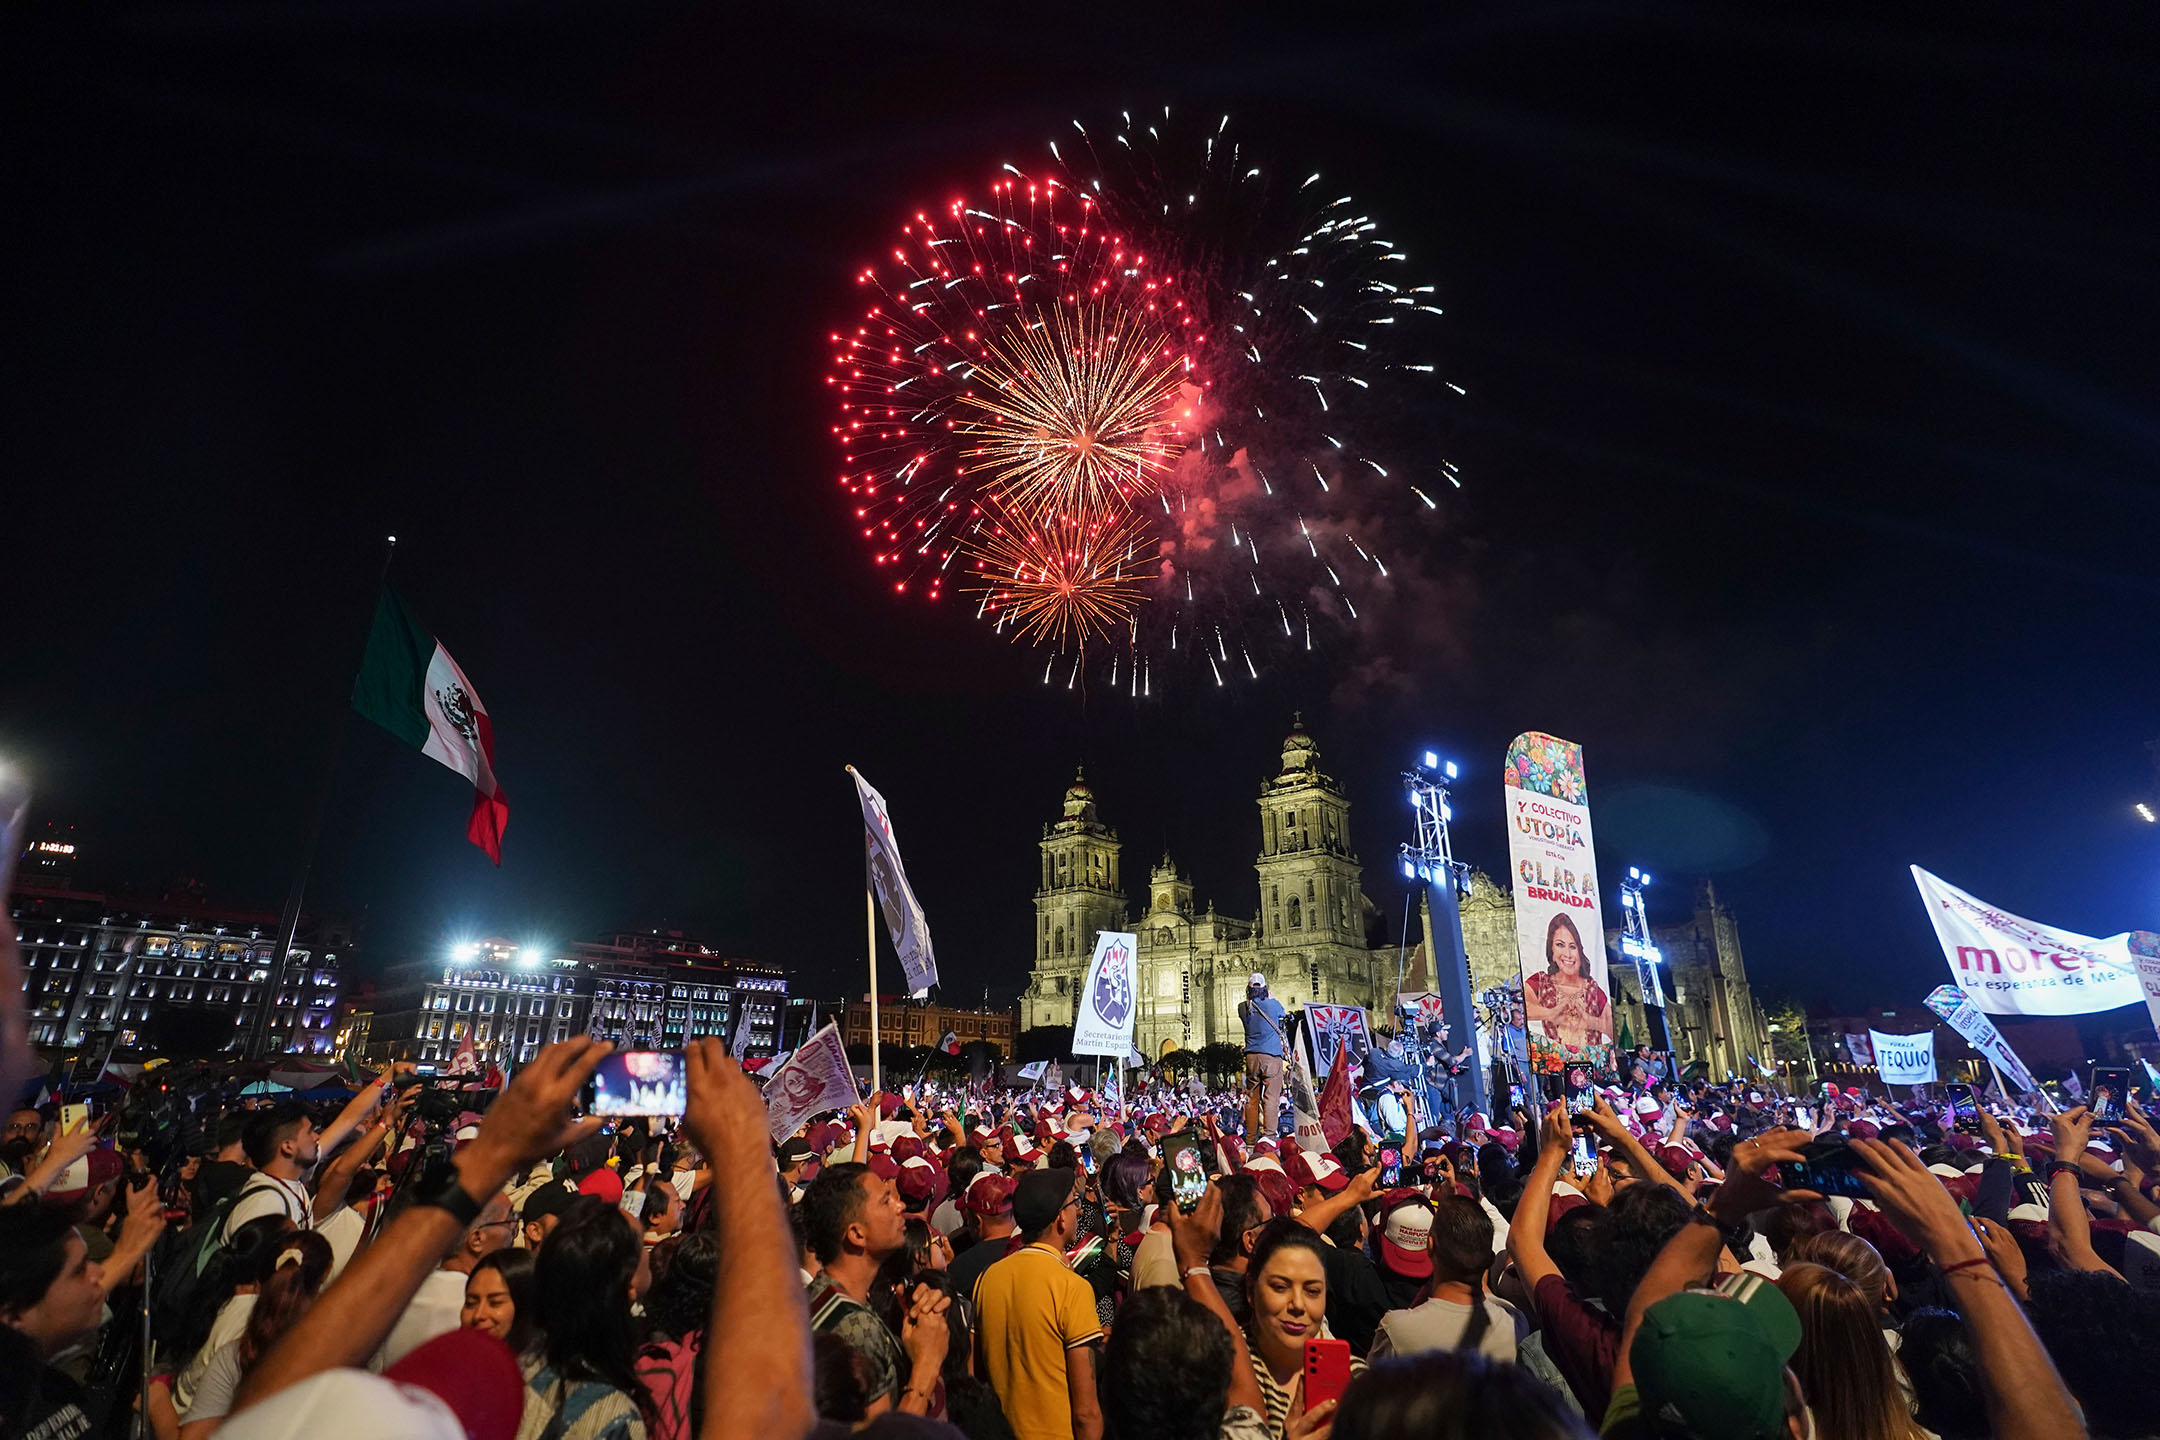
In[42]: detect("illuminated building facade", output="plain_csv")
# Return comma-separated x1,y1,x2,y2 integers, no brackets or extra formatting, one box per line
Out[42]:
841,996,1016,1054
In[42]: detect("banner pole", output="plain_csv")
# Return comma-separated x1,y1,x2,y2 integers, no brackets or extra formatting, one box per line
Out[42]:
866,830,881,1097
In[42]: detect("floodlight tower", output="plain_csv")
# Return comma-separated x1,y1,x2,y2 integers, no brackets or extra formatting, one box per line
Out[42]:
1618,867,1676,1082
1399,752,1488,1121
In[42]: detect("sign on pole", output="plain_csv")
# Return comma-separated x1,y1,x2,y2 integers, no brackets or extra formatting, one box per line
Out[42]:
1505,734,1615,1081
761,1022,861,1144
1072,932,1139,1057
1867,1030,1938,1085
1911,867,2143,1016
1923,983,2053,1111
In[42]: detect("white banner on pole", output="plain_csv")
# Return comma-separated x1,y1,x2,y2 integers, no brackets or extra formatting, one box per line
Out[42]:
851,767,939,994
1071,931,1139,1057
1867,1029,1937,1085
1911,867,2142,1016
1922,984,2052,1110
761,1022,861,1144
2131,932,2160,1039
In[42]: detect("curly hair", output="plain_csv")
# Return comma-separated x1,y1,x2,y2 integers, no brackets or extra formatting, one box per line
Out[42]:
1582,1183,1689,1317
1333,1350,1591,1440
639,1230,715,1344
1897,1307,1987,1440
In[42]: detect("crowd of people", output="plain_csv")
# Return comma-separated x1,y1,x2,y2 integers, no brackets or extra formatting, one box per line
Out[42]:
3,1030,2159,1440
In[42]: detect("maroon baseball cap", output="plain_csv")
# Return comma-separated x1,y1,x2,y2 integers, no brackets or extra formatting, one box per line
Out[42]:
383,1328,526,1440
966,1173,1016,1218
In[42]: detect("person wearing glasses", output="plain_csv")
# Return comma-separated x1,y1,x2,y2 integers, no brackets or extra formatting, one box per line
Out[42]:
372,1187,518,1368
973,1167,1106,1440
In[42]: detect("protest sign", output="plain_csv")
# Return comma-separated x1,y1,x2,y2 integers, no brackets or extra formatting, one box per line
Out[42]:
1868,1029,1938,1085
761,1022,860,1144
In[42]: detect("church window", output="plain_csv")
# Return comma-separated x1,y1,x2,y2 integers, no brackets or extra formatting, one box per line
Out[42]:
1288,897,1302,928
1306,879,1315,902
1054,927,1065,957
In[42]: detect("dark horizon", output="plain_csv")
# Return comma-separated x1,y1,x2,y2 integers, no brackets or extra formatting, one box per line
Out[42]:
8,5,2158,1020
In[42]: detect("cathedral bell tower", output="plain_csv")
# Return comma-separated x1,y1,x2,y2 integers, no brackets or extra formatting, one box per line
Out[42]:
1022,770,1128,1030
1253,717,1368,999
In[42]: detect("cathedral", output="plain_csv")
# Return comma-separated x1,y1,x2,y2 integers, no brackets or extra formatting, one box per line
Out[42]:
1017,717,1780,1083
1019,719,1399,1058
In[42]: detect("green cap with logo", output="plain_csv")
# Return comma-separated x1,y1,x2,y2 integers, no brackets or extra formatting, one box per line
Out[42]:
1630,1272,1802,1440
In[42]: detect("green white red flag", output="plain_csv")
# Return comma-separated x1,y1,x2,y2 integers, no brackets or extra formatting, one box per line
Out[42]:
351,588,509,864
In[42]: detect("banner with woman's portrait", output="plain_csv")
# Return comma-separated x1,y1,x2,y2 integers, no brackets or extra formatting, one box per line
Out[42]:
1503,733,1616,1084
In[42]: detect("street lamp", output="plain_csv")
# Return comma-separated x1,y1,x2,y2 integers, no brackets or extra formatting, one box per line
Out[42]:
1399,752,1486,1121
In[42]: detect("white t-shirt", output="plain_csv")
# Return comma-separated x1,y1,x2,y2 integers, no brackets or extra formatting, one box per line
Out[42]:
174,1293,255,1411
930,1198,967,1239
1367,1292,1526,1363
372,1268,470,1370
224,1172,313,1242
317,1205,367,1284
1131,1225,1181,1292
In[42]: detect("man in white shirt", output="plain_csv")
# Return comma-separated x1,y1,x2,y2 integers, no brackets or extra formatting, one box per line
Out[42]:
224,1105,321,1241
373,1190,515,1369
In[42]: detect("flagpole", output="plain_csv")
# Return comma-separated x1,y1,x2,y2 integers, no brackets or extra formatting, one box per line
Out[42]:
866,830,882,1097
250,534,399,1060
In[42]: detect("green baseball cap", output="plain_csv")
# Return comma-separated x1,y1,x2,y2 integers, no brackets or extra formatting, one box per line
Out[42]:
1630,1272,1801,1440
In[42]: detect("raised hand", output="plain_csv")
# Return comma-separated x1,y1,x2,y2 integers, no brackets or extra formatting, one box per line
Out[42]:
1847,1138,1985,1266
469,1036,611,1176
682,1037,768,1167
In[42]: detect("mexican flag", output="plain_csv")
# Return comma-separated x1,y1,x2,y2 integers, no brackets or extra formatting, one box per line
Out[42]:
352,588,510,864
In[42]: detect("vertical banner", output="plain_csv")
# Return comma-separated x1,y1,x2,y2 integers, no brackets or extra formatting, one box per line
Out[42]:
1923,984,2052,1110
1306,1004,1371,1079
761,1023,862,1144
1910,867,2142,1016
1071,931,1139,1057
2133,932,2160,1039
1867,1030,1938,1085
850,767,939,994
1504,733,1615,1082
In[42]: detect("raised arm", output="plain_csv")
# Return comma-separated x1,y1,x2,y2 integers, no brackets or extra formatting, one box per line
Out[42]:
233,1038,610,1414
1850,1137,2086,1440
684,1037,816,1440
312,1117,391,1222
1295,1165,1378,1235
1578,1096,1682,1194
2046,1108,2122,1278
313,1070,397,1159
1507,1103,1571,1290
1170,1185,1268,1418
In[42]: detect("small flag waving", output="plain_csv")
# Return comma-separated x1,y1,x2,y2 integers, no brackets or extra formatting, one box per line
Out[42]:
938,1030,961,1056
352,588,509,864
848,767,938,993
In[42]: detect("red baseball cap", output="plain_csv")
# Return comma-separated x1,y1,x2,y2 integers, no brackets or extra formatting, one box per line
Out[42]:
383,1328,527,1440
966,1173,1016,1218
1378,1193,1434,1278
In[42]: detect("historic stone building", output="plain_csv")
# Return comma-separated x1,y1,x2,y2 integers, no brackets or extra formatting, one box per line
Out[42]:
1019,719,1775,1081
1020,720,1397,1058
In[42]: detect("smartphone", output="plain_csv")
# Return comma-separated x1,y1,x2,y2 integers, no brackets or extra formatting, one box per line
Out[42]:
1303,1337,1353,1411
1942,1082,1980,1133
1780,1140,1869,1199
1792,1106,1814,1131
1571,1134,1598,1178
2090,1067,2132,1123
1378,1147,1403,1187
619,1188,648,1221
1162,1131,1206,1213
1081,1146,1097,1175
60,1102,90,1134
588,1051,688,1117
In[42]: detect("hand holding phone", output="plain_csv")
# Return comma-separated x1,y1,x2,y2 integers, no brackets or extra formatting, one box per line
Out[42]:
1303,1337,1353,1411
588,1051,688,1117
1162,1131,1206,1213
1378,1147,1402,1187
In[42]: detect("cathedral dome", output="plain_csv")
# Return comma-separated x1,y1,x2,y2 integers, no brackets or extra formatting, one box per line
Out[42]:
1061,767,1098,822
1281,715,1319,772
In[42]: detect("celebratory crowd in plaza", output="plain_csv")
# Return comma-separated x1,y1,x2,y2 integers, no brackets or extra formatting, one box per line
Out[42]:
4,1016,2160,1440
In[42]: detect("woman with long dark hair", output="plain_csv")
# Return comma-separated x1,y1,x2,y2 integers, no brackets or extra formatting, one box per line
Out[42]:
519,1195,653,1440
177,1230,334,1439
464,1247,541,1360
1522,913,1610,1051
1244,1218,1358,1439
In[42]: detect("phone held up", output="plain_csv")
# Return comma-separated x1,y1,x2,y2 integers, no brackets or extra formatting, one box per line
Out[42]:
1162,1131,1207,1213
1942,1082,1980,1133
586,1050,689,1117
2090,1066,2132,1123
1571,1134,1598,1178
1778,1139,1869,1199
1303,1337,1353,1411
1378,1146,1403,1188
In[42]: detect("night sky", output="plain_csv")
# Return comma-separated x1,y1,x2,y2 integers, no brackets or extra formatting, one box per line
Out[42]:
9,6,2158,1019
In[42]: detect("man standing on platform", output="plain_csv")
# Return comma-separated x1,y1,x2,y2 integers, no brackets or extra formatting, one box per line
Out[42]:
1238,974,1288,1139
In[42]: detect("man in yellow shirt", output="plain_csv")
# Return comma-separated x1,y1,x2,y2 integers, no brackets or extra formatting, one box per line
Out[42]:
973,1166,1105,1440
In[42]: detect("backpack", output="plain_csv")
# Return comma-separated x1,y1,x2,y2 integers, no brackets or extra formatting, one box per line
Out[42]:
147,1192,239,1364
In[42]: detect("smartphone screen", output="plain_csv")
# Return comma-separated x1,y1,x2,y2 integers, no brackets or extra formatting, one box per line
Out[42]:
1378,1147,1403,1187
588,1051,687,1116
2090,1067,2132,1123
1571,1134,1598,1178
1162,1131,1206,1213
1942,1082,1979,1132
1793,1106,1813,1131
1780,1140,1869,1199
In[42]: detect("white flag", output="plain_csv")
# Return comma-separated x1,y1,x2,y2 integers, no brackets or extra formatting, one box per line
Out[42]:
850,768,938,994
730,1006,756,1060
1071,932,1139,1057
1911,866,2143,1016
760,1023,861,1145
1867,1030,1937,1085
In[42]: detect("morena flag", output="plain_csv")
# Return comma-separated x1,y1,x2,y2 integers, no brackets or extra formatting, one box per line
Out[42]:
352,588,508,864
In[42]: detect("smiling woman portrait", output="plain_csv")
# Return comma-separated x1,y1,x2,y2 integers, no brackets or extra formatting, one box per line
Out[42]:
1522,913,1611,1051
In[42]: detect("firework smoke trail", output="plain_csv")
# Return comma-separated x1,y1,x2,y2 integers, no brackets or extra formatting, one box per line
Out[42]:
830,108,1462,690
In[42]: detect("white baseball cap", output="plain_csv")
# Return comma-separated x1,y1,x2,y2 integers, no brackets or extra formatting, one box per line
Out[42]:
1248,972,1268,987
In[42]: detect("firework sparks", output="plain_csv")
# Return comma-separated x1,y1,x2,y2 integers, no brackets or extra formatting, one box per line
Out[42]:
831,109,1459,687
